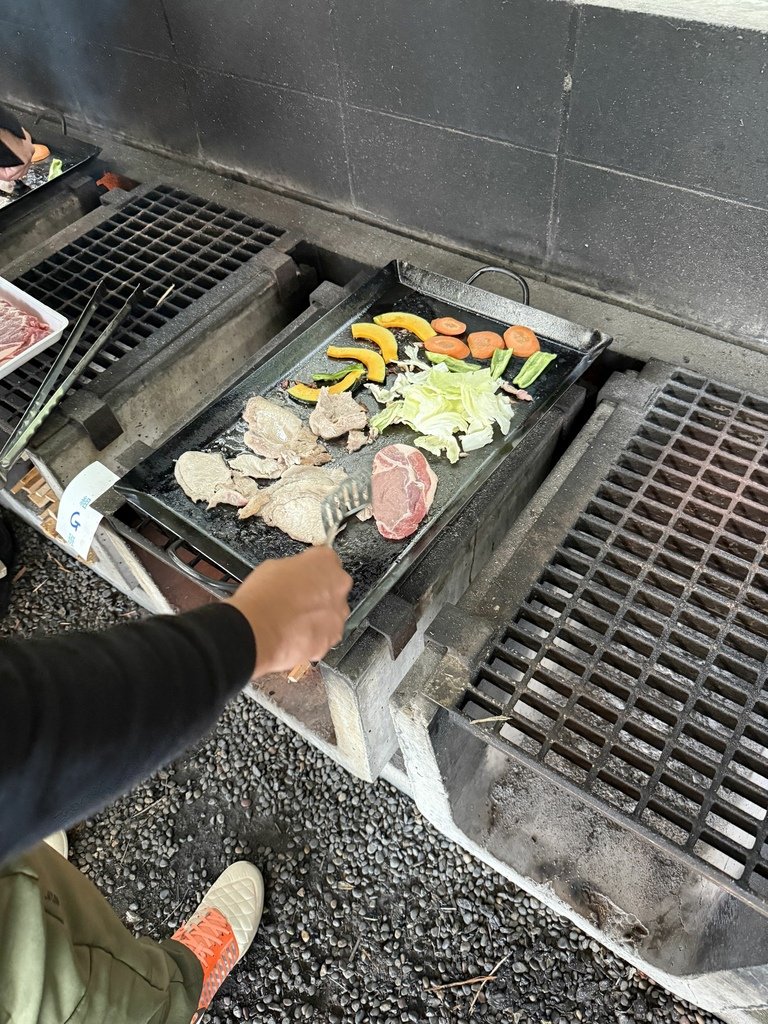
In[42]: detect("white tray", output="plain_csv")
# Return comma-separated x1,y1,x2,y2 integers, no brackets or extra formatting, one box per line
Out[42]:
0,276,69,383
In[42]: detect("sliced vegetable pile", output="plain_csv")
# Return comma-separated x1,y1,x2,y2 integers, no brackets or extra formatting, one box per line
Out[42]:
287,324,397,403
284,303,558,461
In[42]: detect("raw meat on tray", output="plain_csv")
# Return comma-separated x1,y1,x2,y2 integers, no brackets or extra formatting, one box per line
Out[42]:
0,298,49,363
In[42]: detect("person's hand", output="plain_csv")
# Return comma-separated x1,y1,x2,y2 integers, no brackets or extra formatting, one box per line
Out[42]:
225,547,352,677
0,128,34,182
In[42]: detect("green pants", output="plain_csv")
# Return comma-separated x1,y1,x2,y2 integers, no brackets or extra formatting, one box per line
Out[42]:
0,843,203,1024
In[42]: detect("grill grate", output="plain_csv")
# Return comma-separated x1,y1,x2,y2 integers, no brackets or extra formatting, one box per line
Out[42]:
0,185,285,431
460,371,768,897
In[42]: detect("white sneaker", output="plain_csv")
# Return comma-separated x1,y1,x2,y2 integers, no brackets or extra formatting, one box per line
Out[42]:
43,830,69,859
171,862,264,1015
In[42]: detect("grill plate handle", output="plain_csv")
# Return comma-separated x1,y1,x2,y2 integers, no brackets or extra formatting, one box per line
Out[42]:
107,515,237,597
33,111,67,135
465,266,530,306
166,539,238,597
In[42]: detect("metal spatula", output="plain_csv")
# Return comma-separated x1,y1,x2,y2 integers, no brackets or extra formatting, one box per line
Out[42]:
288,471,372,682
320,472,371,545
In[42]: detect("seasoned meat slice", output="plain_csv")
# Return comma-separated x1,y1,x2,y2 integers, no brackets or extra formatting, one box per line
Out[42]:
238,464,347,545
308,388,368,441
243,396,329,467
228,453,283,479
0,298,49,363
231,473,263,498
174,451,232,504
206,473,263,510
207,486,248,510
346,430,371,454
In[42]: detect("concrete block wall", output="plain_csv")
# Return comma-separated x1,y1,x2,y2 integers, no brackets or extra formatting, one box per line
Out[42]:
1,1,766,344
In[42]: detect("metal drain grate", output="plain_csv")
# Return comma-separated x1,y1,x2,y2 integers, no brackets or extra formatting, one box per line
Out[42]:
460,371,768,897
0,184,285,431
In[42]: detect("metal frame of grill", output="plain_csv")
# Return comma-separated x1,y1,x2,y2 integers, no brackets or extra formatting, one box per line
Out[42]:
393,361,768,1023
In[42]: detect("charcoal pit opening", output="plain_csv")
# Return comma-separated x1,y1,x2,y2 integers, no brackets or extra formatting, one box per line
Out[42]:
461,370,768,899
0,185,286,432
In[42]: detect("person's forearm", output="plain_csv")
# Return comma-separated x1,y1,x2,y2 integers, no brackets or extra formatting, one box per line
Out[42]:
0,603,255,864
0,103,25,168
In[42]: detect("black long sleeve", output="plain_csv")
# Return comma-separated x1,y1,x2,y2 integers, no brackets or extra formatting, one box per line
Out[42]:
0,603,255,864
0,102,25,168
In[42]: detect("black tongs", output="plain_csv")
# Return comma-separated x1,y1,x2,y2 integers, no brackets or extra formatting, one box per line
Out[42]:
0,281,140,486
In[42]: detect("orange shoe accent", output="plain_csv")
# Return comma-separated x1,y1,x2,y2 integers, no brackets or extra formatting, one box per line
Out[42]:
172,908,240,1011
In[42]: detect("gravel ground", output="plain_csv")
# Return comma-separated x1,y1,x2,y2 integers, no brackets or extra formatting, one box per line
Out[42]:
3,519,726,1024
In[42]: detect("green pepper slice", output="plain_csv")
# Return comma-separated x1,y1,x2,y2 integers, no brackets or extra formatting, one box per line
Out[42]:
513,351,557,389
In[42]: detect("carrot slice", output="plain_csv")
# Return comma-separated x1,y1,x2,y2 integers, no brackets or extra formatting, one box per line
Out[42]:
431,316,466,337
424,335,470,359
503,325,540,358
467,331,504,360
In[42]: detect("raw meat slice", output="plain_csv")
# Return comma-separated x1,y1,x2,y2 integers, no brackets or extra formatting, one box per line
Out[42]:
308,388,368,441
228,453,283,479
498,381,533,402
346,430,371,454
175,451,232,504
238,464,347,545
372,444,438,541
0,298,49,363
243,396,329,467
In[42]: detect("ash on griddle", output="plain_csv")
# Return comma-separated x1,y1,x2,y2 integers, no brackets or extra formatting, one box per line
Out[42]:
392,294,436,319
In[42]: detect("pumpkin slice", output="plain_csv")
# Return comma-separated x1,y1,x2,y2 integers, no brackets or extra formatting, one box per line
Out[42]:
373,312,436,343
351,322,399,363
327,345,387,383
287,367,365,405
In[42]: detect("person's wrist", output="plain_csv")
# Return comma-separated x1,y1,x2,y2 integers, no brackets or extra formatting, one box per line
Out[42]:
224,594,276,677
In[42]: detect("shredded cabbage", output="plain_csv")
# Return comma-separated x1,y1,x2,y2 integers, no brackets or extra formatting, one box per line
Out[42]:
414,434,462,464
368,361,515,462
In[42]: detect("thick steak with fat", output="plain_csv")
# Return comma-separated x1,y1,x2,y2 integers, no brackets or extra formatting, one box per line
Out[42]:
371,444,438,541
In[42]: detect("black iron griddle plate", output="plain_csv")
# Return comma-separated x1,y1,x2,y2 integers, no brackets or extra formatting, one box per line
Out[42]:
115,261,610,632
0,128,99,215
